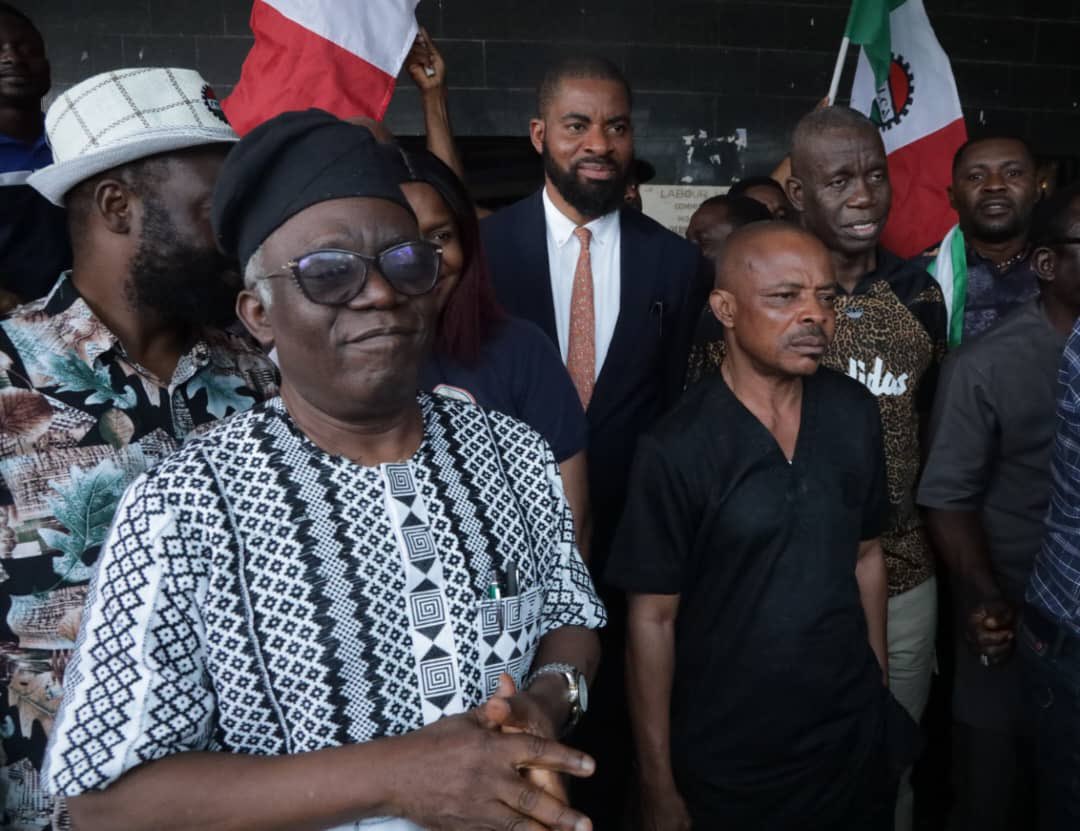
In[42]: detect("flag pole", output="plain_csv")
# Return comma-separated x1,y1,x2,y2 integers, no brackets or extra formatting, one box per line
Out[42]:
826,35,850,106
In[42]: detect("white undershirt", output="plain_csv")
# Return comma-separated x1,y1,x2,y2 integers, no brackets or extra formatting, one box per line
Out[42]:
542,186,621,378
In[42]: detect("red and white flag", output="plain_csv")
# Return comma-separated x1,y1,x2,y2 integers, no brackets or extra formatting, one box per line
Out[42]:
849,0,967,257
223,0,420,136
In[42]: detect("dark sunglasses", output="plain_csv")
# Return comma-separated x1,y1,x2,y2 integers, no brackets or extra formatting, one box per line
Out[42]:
261,240,443,306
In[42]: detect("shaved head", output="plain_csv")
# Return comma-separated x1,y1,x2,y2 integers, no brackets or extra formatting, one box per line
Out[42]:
716,221,831,290
710,221,837,377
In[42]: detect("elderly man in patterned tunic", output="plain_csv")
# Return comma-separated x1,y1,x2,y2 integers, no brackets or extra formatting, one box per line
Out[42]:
42,111,605,831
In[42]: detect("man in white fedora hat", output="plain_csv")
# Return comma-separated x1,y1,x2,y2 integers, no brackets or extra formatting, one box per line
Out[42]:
0,67,278,831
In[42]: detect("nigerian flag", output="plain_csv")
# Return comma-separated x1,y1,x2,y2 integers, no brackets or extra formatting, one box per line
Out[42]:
847,0,968,260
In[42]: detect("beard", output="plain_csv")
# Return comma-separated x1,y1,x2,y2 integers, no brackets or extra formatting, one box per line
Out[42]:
542,141,629,220
126,198,240,329
968,208,1033,245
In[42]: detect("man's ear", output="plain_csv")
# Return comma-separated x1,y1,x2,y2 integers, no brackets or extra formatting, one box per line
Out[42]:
946,184,957,212
1033,246,1056,286
785,176,805,213
709,288,736,328
237,288,275,349
94,179,134,235
529,118,545,156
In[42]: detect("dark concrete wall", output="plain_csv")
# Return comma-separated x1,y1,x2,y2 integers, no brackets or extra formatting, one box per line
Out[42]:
27,0,1080,181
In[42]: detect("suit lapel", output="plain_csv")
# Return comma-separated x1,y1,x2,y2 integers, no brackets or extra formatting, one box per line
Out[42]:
589,207,658,421
513,191,558,343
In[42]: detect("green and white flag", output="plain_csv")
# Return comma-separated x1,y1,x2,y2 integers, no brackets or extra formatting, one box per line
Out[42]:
925,225,967,349
845,0,893,86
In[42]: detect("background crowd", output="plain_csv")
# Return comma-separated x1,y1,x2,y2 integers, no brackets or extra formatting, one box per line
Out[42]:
0,2,1078,831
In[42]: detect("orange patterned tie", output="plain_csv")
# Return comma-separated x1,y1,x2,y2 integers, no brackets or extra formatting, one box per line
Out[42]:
567,226,595,409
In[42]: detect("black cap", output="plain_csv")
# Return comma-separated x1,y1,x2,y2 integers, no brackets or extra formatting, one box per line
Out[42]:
212,109,414,266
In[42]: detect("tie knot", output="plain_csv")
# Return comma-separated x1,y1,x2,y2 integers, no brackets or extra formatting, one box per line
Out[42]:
574,226,592,248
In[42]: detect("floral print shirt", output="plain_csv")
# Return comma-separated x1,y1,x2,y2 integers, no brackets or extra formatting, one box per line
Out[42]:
0,274,278,830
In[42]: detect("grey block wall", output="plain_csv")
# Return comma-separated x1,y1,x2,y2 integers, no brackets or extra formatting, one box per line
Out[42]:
27,0,1080,181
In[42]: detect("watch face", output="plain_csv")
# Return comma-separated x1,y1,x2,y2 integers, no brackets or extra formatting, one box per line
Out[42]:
577,673,588,713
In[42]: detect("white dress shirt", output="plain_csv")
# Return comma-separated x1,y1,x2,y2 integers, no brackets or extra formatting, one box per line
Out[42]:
542,186,621,377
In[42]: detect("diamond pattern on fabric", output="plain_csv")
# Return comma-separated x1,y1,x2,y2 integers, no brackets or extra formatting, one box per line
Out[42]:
45,395,605,797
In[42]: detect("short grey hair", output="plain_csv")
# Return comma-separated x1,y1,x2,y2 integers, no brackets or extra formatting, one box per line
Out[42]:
242,244,273,306
790,106,881,178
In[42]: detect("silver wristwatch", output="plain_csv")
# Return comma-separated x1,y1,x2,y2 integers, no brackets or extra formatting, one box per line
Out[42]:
523,662,589,734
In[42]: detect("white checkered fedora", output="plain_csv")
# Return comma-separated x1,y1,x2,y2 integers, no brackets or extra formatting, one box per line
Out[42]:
28,67,238,205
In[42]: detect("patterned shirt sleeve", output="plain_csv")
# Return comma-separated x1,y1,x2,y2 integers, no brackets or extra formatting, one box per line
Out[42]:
44,461,217,797
490,412,606,637
1028,321,1080,630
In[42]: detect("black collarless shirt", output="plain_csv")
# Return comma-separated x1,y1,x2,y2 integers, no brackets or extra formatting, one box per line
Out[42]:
607,368,894,822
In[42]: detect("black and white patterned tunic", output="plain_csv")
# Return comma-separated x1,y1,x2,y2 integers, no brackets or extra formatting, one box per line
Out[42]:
43,394,605,827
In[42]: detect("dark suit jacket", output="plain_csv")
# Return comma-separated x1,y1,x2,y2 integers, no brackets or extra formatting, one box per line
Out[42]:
481,191,710,576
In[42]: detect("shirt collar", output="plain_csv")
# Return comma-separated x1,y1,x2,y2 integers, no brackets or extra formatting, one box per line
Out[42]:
542,185,619,249
37,272,122,368
963,237,1035,277
37,272,212,380
836,246,896,296
0,116,51,169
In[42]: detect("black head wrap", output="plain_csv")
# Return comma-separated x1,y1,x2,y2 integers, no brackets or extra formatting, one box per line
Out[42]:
212,109,413,267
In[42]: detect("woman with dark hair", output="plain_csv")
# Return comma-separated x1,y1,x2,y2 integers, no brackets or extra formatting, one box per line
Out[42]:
396,147,593,558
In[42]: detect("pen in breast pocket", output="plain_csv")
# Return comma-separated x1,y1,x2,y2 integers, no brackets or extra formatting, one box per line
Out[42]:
487,581,504,629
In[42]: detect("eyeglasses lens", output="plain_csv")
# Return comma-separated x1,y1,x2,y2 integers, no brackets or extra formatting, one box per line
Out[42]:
294,251,364,305
378,242,441,296
293,243,441,305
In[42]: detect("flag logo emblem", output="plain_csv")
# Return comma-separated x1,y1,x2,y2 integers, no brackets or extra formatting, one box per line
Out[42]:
848,0,968,256
870,55,914,131
201,84,229,125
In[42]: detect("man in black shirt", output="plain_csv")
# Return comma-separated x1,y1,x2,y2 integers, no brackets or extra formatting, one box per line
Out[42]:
610,221,917,829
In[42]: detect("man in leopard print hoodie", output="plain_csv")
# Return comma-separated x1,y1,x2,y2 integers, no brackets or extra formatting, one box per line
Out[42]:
786,105,947,831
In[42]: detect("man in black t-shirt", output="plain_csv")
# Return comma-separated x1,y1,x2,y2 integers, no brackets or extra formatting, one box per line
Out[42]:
609,222,918,830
